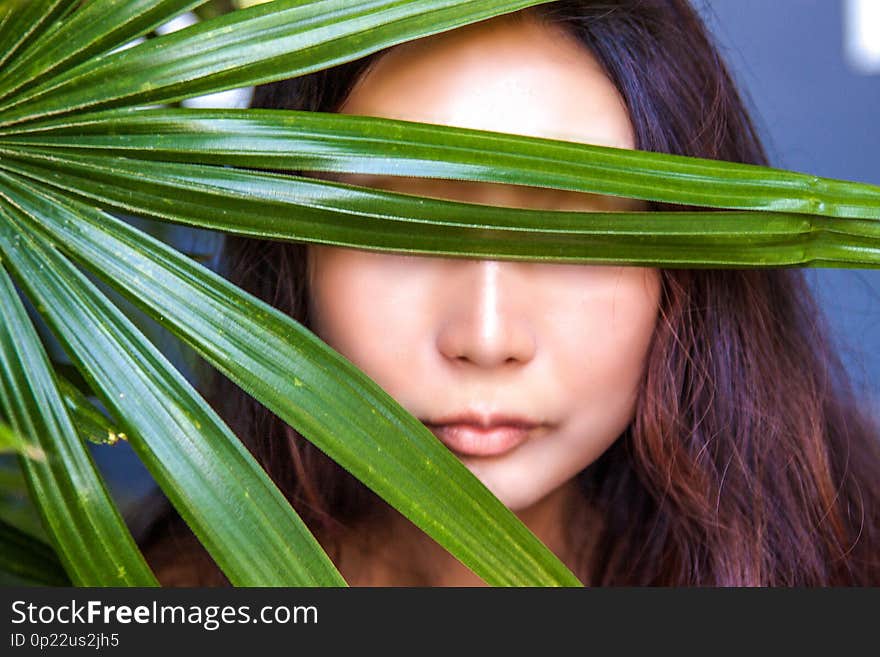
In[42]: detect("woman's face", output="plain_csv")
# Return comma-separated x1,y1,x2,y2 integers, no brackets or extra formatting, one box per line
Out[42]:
307,12,661,511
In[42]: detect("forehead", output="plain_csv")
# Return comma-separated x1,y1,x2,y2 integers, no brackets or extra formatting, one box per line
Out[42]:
339,12,636,150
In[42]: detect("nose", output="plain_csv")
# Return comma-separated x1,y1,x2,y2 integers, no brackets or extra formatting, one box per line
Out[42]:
435,259,537,369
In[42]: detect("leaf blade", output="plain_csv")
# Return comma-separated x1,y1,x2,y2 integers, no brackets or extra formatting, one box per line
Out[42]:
0,241,157,586
56,375,127,447
0,421,44,461
2,171,583,587
0,0,75,71
3,108,877,220
0,146,878,267
0,1,209,104
0,180,345,587
0,0,554,127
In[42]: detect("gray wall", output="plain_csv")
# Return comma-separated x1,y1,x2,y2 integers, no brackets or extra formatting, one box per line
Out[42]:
698,0,880,410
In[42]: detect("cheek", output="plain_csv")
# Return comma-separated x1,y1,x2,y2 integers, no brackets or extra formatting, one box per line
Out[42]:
552,268,660,413
308,247,431,387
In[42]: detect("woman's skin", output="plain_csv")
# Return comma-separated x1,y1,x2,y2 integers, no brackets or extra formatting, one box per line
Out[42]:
306,10,662,585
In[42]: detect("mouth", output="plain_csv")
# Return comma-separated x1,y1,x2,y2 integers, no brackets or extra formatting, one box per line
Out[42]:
421,412,543,457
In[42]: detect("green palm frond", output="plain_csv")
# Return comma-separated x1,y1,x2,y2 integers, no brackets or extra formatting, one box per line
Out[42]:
0,0,876,588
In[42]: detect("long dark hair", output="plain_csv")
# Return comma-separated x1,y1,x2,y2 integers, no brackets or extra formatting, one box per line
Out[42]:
139,0,880,585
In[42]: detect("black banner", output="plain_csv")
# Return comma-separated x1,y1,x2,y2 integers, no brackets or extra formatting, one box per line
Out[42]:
0,587,875,653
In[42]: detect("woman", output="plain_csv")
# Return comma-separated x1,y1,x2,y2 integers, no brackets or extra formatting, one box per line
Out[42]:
138,0,880,586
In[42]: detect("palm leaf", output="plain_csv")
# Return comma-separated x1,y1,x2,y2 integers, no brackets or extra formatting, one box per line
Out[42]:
0,0,553,127
0,192,345,587
0,0,78,71
0,146,876,266
0,422,45,461
2,372,118,452
0,1,209,103
1,108,877,220
0,250,156,585
55,375,128,446
0,170,582,587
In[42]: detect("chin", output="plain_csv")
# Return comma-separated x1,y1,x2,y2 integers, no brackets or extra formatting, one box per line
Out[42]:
461,460,559,511
480,481,544,512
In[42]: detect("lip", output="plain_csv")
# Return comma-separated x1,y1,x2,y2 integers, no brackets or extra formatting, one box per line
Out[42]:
422,412,543,457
